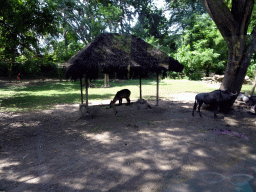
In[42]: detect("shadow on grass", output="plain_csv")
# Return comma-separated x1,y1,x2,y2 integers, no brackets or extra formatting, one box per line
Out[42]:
0,93,115,112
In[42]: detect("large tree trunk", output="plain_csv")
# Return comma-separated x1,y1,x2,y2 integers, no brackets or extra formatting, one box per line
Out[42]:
200,0,256,111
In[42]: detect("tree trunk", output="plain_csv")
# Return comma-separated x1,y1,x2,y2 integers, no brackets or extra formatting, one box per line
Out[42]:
206,67,209,77
200,0,256,111
219,33,256,110
8,61,12,83
8,52,16,83
104,74,110,87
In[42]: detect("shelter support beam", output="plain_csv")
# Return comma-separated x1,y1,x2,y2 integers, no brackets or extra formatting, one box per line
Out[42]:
80,77,83,104
79,75,93,119
140,75,142,99
85,75,89,110
156,71,159,106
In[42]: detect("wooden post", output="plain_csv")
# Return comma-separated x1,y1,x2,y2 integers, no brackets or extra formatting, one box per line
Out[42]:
80,77,83,104
85,75,89,110
156,70,159,106
139,75,142,99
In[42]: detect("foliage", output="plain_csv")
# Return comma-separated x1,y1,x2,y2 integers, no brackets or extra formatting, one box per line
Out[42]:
132,4,169,39
247,63,256,79
54,0,123,45
165,0,206,33
0,59,59,79
166,71,181,79
1,0,254,84
175,14,227,79
0,0,59,80
0,0,59,57
144,35,180,57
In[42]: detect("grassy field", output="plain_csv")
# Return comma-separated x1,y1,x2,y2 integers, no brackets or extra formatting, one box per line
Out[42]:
0,79,252,113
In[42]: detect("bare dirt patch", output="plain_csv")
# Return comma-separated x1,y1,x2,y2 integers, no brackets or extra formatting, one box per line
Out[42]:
1,91,256,191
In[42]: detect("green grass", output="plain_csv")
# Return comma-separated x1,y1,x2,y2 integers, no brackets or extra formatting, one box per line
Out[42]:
0,79,252,113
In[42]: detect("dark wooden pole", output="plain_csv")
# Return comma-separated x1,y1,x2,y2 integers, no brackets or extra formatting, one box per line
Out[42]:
156,71,159,106
139,75,142,99
85,75,89,110
80,77,83,104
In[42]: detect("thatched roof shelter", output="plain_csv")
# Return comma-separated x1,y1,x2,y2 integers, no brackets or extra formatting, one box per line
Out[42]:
65,33,183,79
65,33,184,115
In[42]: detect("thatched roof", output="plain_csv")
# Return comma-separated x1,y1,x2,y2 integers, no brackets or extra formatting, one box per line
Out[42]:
66,33,183,80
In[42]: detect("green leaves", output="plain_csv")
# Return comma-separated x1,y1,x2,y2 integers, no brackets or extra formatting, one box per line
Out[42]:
0,0,59,60
176,14,227,79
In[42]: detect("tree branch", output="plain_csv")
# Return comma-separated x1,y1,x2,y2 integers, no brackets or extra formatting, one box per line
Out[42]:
200,0,235,37
237,0,254,36
246,25,256,58
201,0,254,37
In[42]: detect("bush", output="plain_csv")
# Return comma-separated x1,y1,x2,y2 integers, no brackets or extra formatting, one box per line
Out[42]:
21,60,41,78
167,71,180,79
247,63,256,79
0,62,9,77
41,62,58,78
0,60,60,79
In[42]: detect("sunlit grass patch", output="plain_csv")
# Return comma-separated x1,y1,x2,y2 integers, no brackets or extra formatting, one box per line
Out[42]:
0,79,251,113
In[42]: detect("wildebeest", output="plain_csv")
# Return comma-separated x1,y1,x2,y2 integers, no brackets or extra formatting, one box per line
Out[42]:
245,95,256,105
110,89,131,108
192,89,237,118
246,95,256,113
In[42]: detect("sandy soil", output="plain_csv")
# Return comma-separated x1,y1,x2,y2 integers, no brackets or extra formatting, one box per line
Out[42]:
1,82,256,192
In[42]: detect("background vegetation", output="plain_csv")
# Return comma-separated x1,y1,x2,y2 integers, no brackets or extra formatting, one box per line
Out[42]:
0,0,255,81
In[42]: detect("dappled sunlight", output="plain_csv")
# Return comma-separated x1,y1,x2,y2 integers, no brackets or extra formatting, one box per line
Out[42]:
106,157,138,175
154,159,176,171
144,173,162,180
137,130,154,136
170,93,197,103
165,127,181,132
9,121,41,128
226,145,250,160
193,149,210,157
179,146,189,154
60,178,86,190
0,160,20,172
182,163,206,172
102,151,174,175
181,104,193,108
86,131,121,144
134,161,151,170
18,176,41,184
223,117,239,126
1,88,256,191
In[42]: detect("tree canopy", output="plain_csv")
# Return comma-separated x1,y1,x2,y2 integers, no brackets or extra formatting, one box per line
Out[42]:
0,0,59,57
0,0,255,87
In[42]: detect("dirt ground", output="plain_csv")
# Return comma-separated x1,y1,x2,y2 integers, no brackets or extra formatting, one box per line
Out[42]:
1,82,256,192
